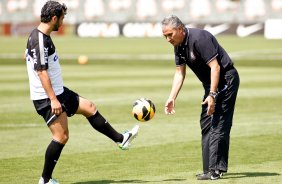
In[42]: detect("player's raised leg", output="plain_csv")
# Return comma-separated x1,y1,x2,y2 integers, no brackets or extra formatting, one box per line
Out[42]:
76,96,139,149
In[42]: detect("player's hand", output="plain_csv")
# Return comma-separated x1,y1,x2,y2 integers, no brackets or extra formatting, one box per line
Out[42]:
165,99,175,115
201,96,215,116
51,98,62,115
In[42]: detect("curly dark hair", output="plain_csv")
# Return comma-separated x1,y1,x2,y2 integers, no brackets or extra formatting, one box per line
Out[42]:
40,0,67,23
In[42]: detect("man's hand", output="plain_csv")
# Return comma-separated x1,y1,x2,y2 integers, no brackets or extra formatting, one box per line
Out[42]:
201,96,215,116
165,98,176,115
51,98,62,115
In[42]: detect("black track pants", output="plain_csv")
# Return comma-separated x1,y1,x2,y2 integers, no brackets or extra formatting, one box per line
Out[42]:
200,68,240,173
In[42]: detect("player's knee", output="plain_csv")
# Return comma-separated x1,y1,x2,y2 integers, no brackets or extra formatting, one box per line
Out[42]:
89,101,97,113
62,132,69,143
79,99,97,117
54,131,69,144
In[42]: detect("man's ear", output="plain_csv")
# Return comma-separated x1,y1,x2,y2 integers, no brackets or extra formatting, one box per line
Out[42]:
179,27,185,35
51,16,58,23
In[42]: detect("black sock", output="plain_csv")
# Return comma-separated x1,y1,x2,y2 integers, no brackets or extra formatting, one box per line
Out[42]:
87,111,123,143
42,140,64,183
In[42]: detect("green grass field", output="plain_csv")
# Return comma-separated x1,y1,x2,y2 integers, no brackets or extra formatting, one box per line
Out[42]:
0,36,282,184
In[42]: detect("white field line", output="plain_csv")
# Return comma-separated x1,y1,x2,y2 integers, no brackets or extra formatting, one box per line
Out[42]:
1,49,282,60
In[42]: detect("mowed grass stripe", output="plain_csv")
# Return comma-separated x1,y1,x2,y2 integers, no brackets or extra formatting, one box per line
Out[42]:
1,134,281,184
1,110,282,158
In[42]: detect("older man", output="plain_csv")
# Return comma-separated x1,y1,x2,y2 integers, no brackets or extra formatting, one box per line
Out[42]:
162,15,240,180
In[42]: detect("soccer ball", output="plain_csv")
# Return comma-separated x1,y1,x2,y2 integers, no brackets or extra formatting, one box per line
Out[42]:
78,55,88,65
132,98,156,122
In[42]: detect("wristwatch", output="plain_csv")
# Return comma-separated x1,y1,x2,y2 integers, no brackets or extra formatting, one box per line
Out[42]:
209,91,218,99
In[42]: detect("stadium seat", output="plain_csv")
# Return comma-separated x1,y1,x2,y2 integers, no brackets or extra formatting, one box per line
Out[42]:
244,0,266,20
7,0,28,12
136,0,157,19
215,0,239,12
161,0,185,12
84,0,105,20
271,0,282,11
189,0,211,19
33,0,47,18
108,0,131,12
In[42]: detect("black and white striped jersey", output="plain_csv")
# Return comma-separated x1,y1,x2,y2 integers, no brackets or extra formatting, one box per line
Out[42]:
25,28,64,100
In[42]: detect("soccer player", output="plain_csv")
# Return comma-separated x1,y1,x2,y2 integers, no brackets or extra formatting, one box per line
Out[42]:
161,15,240,180
25,1,139,184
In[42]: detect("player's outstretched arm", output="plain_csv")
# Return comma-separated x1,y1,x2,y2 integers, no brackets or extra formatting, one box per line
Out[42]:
165,65,186,115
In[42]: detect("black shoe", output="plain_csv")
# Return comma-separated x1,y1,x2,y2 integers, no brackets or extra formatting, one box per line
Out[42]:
210,170,221,180
215,170,224,178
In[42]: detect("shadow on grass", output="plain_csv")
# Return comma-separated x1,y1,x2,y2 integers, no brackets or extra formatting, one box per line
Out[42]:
72,172,280,183
73,178,186,184
224,172,280,179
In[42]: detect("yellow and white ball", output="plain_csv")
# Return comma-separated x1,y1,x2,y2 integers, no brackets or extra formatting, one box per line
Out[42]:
132,98,156,122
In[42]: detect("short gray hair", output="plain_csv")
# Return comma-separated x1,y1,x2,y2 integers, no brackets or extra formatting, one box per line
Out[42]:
161,15,185,29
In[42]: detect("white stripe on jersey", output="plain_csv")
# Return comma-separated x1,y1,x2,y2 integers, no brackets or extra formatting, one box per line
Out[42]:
38,32,45,65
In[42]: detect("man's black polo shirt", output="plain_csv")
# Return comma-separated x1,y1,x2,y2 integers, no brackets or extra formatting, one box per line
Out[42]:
174,28,234,88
